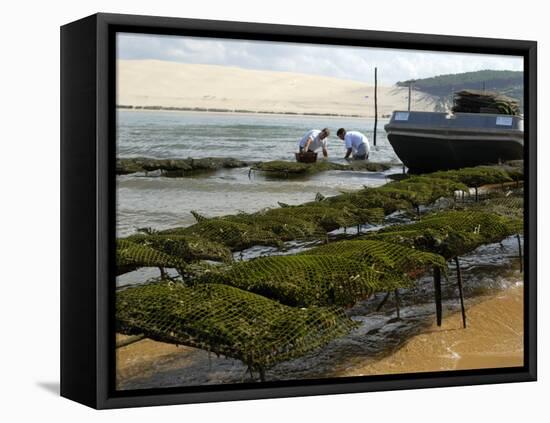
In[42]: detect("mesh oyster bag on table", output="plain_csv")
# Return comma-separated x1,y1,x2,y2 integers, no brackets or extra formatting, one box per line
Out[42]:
250,160,391,177
116,281,357,374
199,254,397,307
160,215,283,251
304,239,448,280
125,233,233,263
363,210,522,259
116,239,188,276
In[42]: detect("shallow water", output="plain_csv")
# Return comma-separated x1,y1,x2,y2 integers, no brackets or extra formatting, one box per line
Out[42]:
116,110,397,236
117,110,394,162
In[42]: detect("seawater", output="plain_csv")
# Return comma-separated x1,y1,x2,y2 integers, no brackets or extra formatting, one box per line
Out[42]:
116,110,399,236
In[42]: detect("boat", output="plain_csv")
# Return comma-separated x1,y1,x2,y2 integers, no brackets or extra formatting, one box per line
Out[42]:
384,110,524,173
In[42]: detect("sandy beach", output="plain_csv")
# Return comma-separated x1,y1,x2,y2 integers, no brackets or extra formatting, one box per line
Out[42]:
340,284,524,376
116,336,195,385
117,59,438,117
116,284,523,387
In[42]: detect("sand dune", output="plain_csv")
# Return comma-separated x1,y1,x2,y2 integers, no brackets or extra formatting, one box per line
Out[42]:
117,60,438,117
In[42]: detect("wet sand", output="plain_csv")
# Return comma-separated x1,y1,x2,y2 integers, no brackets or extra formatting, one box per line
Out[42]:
340,284,524,376
116,285,523,387
116,335,196,386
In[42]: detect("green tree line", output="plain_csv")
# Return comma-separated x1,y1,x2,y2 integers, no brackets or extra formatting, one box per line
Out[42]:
396,70,523,107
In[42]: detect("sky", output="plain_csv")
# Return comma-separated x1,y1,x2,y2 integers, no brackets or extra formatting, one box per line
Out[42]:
117,33,523,85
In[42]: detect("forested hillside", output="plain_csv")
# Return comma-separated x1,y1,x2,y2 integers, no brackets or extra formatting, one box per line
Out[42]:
396,70,523,111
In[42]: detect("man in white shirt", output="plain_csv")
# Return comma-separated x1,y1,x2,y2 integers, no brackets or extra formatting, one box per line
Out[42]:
298,128,330,159
337,128,370,160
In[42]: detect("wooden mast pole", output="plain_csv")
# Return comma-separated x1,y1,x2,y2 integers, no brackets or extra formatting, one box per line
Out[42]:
408,82,412,111
373,67,378,146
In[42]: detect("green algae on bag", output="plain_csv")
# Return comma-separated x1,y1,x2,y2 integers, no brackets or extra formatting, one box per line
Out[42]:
125,233,233,263
224,210,326,240
160,217,283,251
251,160,391,177
429,166,513,188
304,239,447,281
116,281,357,372
116,157,250,176
199,254,399,307
363,210,522,259
116,239,188,275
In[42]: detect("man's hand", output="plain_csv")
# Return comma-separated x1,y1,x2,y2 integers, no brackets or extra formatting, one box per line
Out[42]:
344,147,352,160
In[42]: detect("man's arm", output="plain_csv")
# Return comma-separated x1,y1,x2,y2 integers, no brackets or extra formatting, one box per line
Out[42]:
322,147,328,158
343,135,352,159
304,137,313,152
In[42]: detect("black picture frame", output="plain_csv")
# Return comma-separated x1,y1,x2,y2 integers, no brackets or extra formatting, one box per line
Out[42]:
60,12,537,409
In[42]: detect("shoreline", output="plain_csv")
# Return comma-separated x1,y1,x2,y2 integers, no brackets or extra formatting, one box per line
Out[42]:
116,284,524,387
339,284,524,377
116,106,389,120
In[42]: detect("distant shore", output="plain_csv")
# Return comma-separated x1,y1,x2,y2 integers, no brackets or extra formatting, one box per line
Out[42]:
339,284,524,376
116,104,391,119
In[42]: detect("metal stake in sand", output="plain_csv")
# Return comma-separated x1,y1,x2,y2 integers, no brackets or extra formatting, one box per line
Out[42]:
454,257,467,328
259,367,266,382
158,267,167,278
376,292,391,312
433,266,443,326
394,289,401,319
516,234,523,273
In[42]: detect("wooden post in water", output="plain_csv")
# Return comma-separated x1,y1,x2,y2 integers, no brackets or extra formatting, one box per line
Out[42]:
433,266,443,326
373,67,378,147
454,257,467,328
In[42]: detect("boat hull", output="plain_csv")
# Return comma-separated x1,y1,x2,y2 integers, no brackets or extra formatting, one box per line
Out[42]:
387,132,523,173
384,111,524,173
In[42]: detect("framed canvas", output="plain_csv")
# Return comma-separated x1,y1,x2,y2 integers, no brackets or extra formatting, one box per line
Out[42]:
60,13,537,409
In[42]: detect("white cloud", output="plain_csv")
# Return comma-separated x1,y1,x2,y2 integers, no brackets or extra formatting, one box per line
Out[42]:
117,33,523,85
